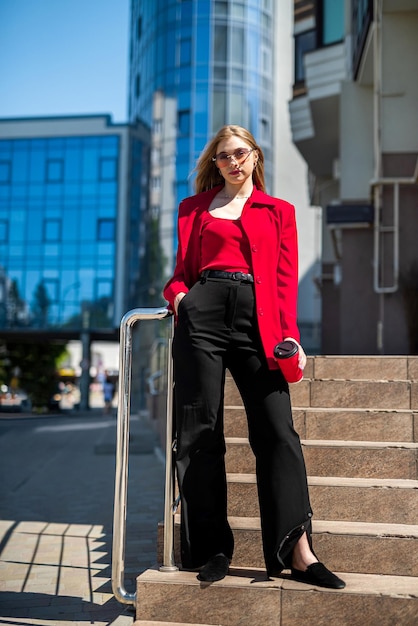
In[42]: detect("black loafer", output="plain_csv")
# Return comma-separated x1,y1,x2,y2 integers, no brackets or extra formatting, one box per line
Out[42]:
197,554,230,582
291,562,346,589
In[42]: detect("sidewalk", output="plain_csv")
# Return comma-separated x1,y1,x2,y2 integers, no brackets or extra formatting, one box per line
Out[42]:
0,408,166,624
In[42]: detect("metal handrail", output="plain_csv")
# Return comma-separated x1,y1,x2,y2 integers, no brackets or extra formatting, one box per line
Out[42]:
112,307,176,606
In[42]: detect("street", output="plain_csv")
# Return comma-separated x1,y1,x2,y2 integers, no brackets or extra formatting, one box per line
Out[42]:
0,410,165,624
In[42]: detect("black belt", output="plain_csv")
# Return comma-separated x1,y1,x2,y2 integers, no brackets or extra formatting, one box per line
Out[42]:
201,270,254,283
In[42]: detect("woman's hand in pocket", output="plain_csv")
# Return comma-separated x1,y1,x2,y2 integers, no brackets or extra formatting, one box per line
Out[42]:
174,292,187,315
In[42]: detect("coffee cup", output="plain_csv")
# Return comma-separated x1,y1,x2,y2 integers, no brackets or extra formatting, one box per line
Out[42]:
273,340,303,383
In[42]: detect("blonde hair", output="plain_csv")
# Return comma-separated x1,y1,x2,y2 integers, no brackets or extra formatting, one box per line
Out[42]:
194,125,265,194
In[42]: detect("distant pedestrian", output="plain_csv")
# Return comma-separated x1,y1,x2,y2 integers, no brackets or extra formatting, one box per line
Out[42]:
102,377,115,414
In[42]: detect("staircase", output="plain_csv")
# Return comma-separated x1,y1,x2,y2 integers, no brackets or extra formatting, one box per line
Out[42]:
134,356,418,626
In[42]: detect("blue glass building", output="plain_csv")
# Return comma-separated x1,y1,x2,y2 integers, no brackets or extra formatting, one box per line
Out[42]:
128,0,275,275
0,115,149,334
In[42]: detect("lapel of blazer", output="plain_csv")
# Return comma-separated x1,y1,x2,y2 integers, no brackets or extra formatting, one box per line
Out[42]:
241,188,278,245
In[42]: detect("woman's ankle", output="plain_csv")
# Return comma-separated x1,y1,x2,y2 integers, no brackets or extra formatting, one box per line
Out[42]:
291,532,318,571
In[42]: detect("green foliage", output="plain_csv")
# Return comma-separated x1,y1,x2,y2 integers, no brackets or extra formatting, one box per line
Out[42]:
5,279,25,327
32,282,51,328
1,341,67,410
139,215,167,306
0,345,8,386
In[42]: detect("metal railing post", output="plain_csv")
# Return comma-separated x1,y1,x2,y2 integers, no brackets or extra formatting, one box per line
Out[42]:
112,307,175,606
159,313,178,572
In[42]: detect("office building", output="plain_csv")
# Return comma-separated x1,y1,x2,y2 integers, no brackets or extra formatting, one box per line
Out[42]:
129,0,275,276
0,115,150,405
290,0,418,354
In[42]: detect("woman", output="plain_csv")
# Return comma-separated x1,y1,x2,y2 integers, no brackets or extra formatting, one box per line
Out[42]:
163,125,345,589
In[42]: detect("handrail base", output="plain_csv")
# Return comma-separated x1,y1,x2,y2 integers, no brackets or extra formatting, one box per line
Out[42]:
159,564,179,573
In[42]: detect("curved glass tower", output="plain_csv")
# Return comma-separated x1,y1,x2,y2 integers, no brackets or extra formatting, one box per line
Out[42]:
129,0,274,273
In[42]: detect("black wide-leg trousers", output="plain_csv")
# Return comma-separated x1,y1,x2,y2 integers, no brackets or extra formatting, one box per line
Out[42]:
172,277,313,574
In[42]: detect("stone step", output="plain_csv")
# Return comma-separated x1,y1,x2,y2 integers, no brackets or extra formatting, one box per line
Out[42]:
226,474,418,524
224,376,417,410
134,622,214,626
159,517,418,577
136,566,418,626
311,355,418,381
224,438,418,479
295,408,418,442
224,406,418,442
309,380,416,409
262,355,418,382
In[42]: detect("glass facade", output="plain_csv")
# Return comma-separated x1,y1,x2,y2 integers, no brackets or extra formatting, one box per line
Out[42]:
129,0,275,270
0,134,119,330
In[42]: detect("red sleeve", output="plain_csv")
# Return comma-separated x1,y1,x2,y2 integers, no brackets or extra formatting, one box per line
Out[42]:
162,204,189,311
277,203,300,342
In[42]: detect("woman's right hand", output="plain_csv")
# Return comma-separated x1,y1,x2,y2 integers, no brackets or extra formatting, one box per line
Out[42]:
174,292,187,315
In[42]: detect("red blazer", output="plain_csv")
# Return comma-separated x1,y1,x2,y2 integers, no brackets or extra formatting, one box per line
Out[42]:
163,185,300,370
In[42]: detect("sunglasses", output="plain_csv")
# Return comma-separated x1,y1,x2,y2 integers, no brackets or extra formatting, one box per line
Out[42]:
212,147,254,168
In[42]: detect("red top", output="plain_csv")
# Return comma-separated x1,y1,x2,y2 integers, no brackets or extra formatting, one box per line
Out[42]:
164,185,300,370
200,211,252,273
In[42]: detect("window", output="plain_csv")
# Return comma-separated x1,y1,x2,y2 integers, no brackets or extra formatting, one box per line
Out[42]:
153,119,162,134
214,1,228,17
135,73,141,98
44,219,61,241
231,27,244,64
294,30,316,83
43,279,59,303
320,0,344,45
46,159,64,182
261,46,272,76
150,205,160,219
151,176,161,191
260,118,270,141
0,160,11,183
97,218,115,241
231,3,245,19
96,279,112,298
0,219,8,241
214,25,227,63
180,0,192,20
99,157,117,180
137,16,142,39
211,90,226,133
178,110,190,135
352,0,373,77
151,148,161,166
180,38,191,65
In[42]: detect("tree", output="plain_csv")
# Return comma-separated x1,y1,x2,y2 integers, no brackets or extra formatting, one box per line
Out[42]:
2,341,67,411
139,214,167,306
32,282,51,328
7,280,25,327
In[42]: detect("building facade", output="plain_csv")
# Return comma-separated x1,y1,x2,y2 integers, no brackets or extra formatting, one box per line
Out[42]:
0,115,150,407
290,0,418,354
0,115,149,332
